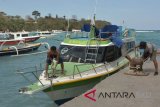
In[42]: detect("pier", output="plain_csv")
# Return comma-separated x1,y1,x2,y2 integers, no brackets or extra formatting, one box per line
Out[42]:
62,58,160,107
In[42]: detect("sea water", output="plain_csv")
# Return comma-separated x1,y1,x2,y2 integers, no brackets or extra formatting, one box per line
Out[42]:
0,31,160,107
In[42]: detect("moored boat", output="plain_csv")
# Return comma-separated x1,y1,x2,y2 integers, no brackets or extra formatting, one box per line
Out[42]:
38,31,56,38
0,33,24,45
0,43,41,56
10,31,40,42
52,30,63,34
17,18,137,105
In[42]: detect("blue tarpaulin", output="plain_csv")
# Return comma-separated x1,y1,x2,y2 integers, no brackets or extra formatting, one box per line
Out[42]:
110,35,124,48
100,25,119,38
81,24,90,32
102,25,118,32
81,24,99,38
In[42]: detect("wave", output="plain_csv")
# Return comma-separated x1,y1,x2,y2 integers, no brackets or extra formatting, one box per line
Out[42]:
136,30,154,33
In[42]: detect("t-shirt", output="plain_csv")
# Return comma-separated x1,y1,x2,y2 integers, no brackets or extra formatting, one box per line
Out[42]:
145,43,155,54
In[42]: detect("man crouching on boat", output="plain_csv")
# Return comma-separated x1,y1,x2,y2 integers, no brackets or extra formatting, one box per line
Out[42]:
45,46,64,78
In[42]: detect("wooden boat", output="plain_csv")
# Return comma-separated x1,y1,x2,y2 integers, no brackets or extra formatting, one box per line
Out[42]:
0,43,41,56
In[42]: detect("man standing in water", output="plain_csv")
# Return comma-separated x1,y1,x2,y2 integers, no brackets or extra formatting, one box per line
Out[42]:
45,46,64,78
135,41,158,75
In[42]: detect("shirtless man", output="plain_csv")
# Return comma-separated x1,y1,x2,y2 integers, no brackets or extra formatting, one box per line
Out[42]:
45,46,64,78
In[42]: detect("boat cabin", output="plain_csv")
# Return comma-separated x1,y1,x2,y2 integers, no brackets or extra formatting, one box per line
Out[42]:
60,25,136,63
10,32,30,39
10,32,40,42
0,33,15,40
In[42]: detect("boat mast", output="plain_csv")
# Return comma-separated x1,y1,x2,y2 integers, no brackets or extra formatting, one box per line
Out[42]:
89,0,98,39
94,0,98,17
65,18,70,38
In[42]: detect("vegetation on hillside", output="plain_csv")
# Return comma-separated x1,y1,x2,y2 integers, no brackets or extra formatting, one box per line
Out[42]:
0,11,111,32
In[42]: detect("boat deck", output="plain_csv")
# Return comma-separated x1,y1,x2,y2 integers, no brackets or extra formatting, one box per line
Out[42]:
19,50,137,94
20,54,131,94
47,62,101,77
19,63,103,94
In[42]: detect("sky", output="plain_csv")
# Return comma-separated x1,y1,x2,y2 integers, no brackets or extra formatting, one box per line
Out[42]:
0,0,160,30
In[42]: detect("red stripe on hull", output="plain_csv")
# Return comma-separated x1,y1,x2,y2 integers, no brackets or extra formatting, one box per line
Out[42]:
0,40,22,45
25,37,40,42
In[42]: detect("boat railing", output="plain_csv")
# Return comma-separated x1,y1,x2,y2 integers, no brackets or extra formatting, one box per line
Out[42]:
16,64,44,86
100,31,118,35
72,61,120,79
9,40,26,56
72,63,104,79
10,42,50,57
17,61,115,89
0,39,24,50
10,46,19,55
72,49,129,79
66,31,90,39
17,40,25,46
0,41,7,49
122,29,136,38
17,63,99,85
41,42,50,50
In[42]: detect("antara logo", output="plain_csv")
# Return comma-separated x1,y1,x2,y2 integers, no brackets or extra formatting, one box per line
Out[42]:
84,89,97,102
84,89,135,102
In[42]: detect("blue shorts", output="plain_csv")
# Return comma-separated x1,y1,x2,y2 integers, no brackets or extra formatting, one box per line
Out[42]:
46,57,63,65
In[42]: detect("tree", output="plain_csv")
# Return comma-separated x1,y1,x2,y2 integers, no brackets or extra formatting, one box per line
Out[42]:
14,15,21,19
72,15,77,21
0,11,111,32
63,15,66,20
32,10,40,21
25,15,34,21
56,14,58,19
0,11,7,16
45,13,52,19
48,13,52,18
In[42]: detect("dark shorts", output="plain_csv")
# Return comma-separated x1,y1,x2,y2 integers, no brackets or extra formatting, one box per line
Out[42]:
46,57,63,65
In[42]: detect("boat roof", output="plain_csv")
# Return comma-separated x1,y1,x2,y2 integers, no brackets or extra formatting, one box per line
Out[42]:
0,33,11,36
62,27,136,46
10,32,29,34
62,38,112,46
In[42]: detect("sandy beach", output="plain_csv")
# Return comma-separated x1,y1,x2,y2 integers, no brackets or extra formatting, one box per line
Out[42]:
62,59,160,107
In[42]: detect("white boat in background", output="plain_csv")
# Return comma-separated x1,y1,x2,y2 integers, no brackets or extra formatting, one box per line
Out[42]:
52,30,63,34
10,32,40,42
0,33,24,45
38,31,56,38
72,29,81,33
